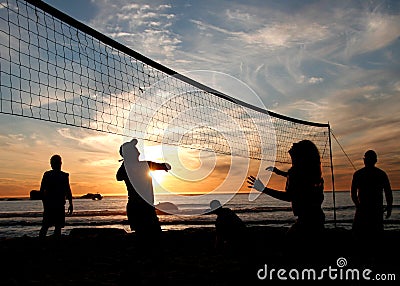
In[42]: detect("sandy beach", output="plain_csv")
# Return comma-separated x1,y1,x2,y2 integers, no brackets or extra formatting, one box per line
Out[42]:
0,226,399,285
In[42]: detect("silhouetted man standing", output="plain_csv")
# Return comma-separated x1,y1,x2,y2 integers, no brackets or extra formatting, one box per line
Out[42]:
351,150,393,238
116,139,171,245
39,155,73,238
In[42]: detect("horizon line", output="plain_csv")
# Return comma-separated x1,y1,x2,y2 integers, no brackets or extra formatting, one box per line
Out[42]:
2,189,400,200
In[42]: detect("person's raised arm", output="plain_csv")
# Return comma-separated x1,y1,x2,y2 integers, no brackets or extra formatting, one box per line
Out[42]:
247,176,291,202
266,166,288,177
264,188,291,202
148,162,171,172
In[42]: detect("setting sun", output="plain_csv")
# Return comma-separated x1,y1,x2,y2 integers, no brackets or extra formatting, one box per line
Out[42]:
149,170,167,184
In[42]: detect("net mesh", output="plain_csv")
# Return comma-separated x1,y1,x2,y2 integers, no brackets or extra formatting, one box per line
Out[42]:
0,0,331,166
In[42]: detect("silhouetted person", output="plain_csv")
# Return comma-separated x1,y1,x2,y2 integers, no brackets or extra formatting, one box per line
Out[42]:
116,139,171,245
248,140,325,241
351,150,393,239
209,199,246,251
39,155,73,238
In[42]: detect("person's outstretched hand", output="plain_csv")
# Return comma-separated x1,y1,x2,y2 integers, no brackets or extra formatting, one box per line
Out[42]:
164,163,171,172
67,204,73,215
247,175,265,192
266,166,287,177
266,166,275,172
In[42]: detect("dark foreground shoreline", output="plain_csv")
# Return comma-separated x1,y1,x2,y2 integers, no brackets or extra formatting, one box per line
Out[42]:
0,226,399,285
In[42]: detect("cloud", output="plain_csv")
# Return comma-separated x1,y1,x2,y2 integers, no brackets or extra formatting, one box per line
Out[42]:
57,128,122,154
344,13,400,58
190,19,240,36
239,22,330,49
306,76,324,84
88,0,181,59
225,9,252,23
306,77,400,188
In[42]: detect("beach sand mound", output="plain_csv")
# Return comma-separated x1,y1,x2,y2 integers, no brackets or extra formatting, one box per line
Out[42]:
0,226,399,285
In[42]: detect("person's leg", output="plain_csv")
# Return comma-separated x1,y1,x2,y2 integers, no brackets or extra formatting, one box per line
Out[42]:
52,206,65,238
54,226,62,237
40,209,50,238
126,200,137,232
39,225,49,238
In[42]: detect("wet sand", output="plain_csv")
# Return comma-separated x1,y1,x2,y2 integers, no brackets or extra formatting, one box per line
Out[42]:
0,226,399,285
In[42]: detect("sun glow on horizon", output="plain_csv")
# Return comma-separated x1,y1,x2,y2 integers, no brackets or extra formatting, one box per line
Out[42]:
149,170,168,184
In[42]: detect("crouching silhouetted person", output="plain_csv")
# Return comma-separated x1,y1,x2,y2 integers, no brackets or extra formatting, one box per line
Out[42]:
39,155,73,238
209,199,246,252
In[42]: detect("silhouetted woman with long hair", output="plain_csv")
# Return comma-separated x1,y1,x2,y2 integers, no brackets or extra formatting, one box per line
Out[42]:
248,140,325,238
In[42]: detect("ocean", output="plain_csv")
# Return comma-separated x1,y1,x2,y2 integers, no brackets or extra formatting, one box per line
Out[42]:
0,191,399,238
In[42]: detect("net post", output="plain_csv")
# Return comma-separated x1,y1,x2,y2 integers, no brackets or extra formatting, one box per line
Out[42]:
328,123,337,227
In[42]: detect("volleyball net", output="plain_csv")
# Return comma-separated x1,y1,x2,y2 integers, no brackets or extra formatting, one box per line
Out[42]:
0,0,331,168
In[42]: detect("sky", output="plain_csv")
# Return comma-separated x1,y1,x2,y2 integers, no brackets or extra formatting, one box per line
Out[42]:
0,0,399,197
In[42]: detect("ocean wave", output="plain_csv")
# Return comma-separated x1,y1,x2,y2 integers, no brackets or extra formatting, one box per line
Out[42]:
1,219,400,228
0,204,398,218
